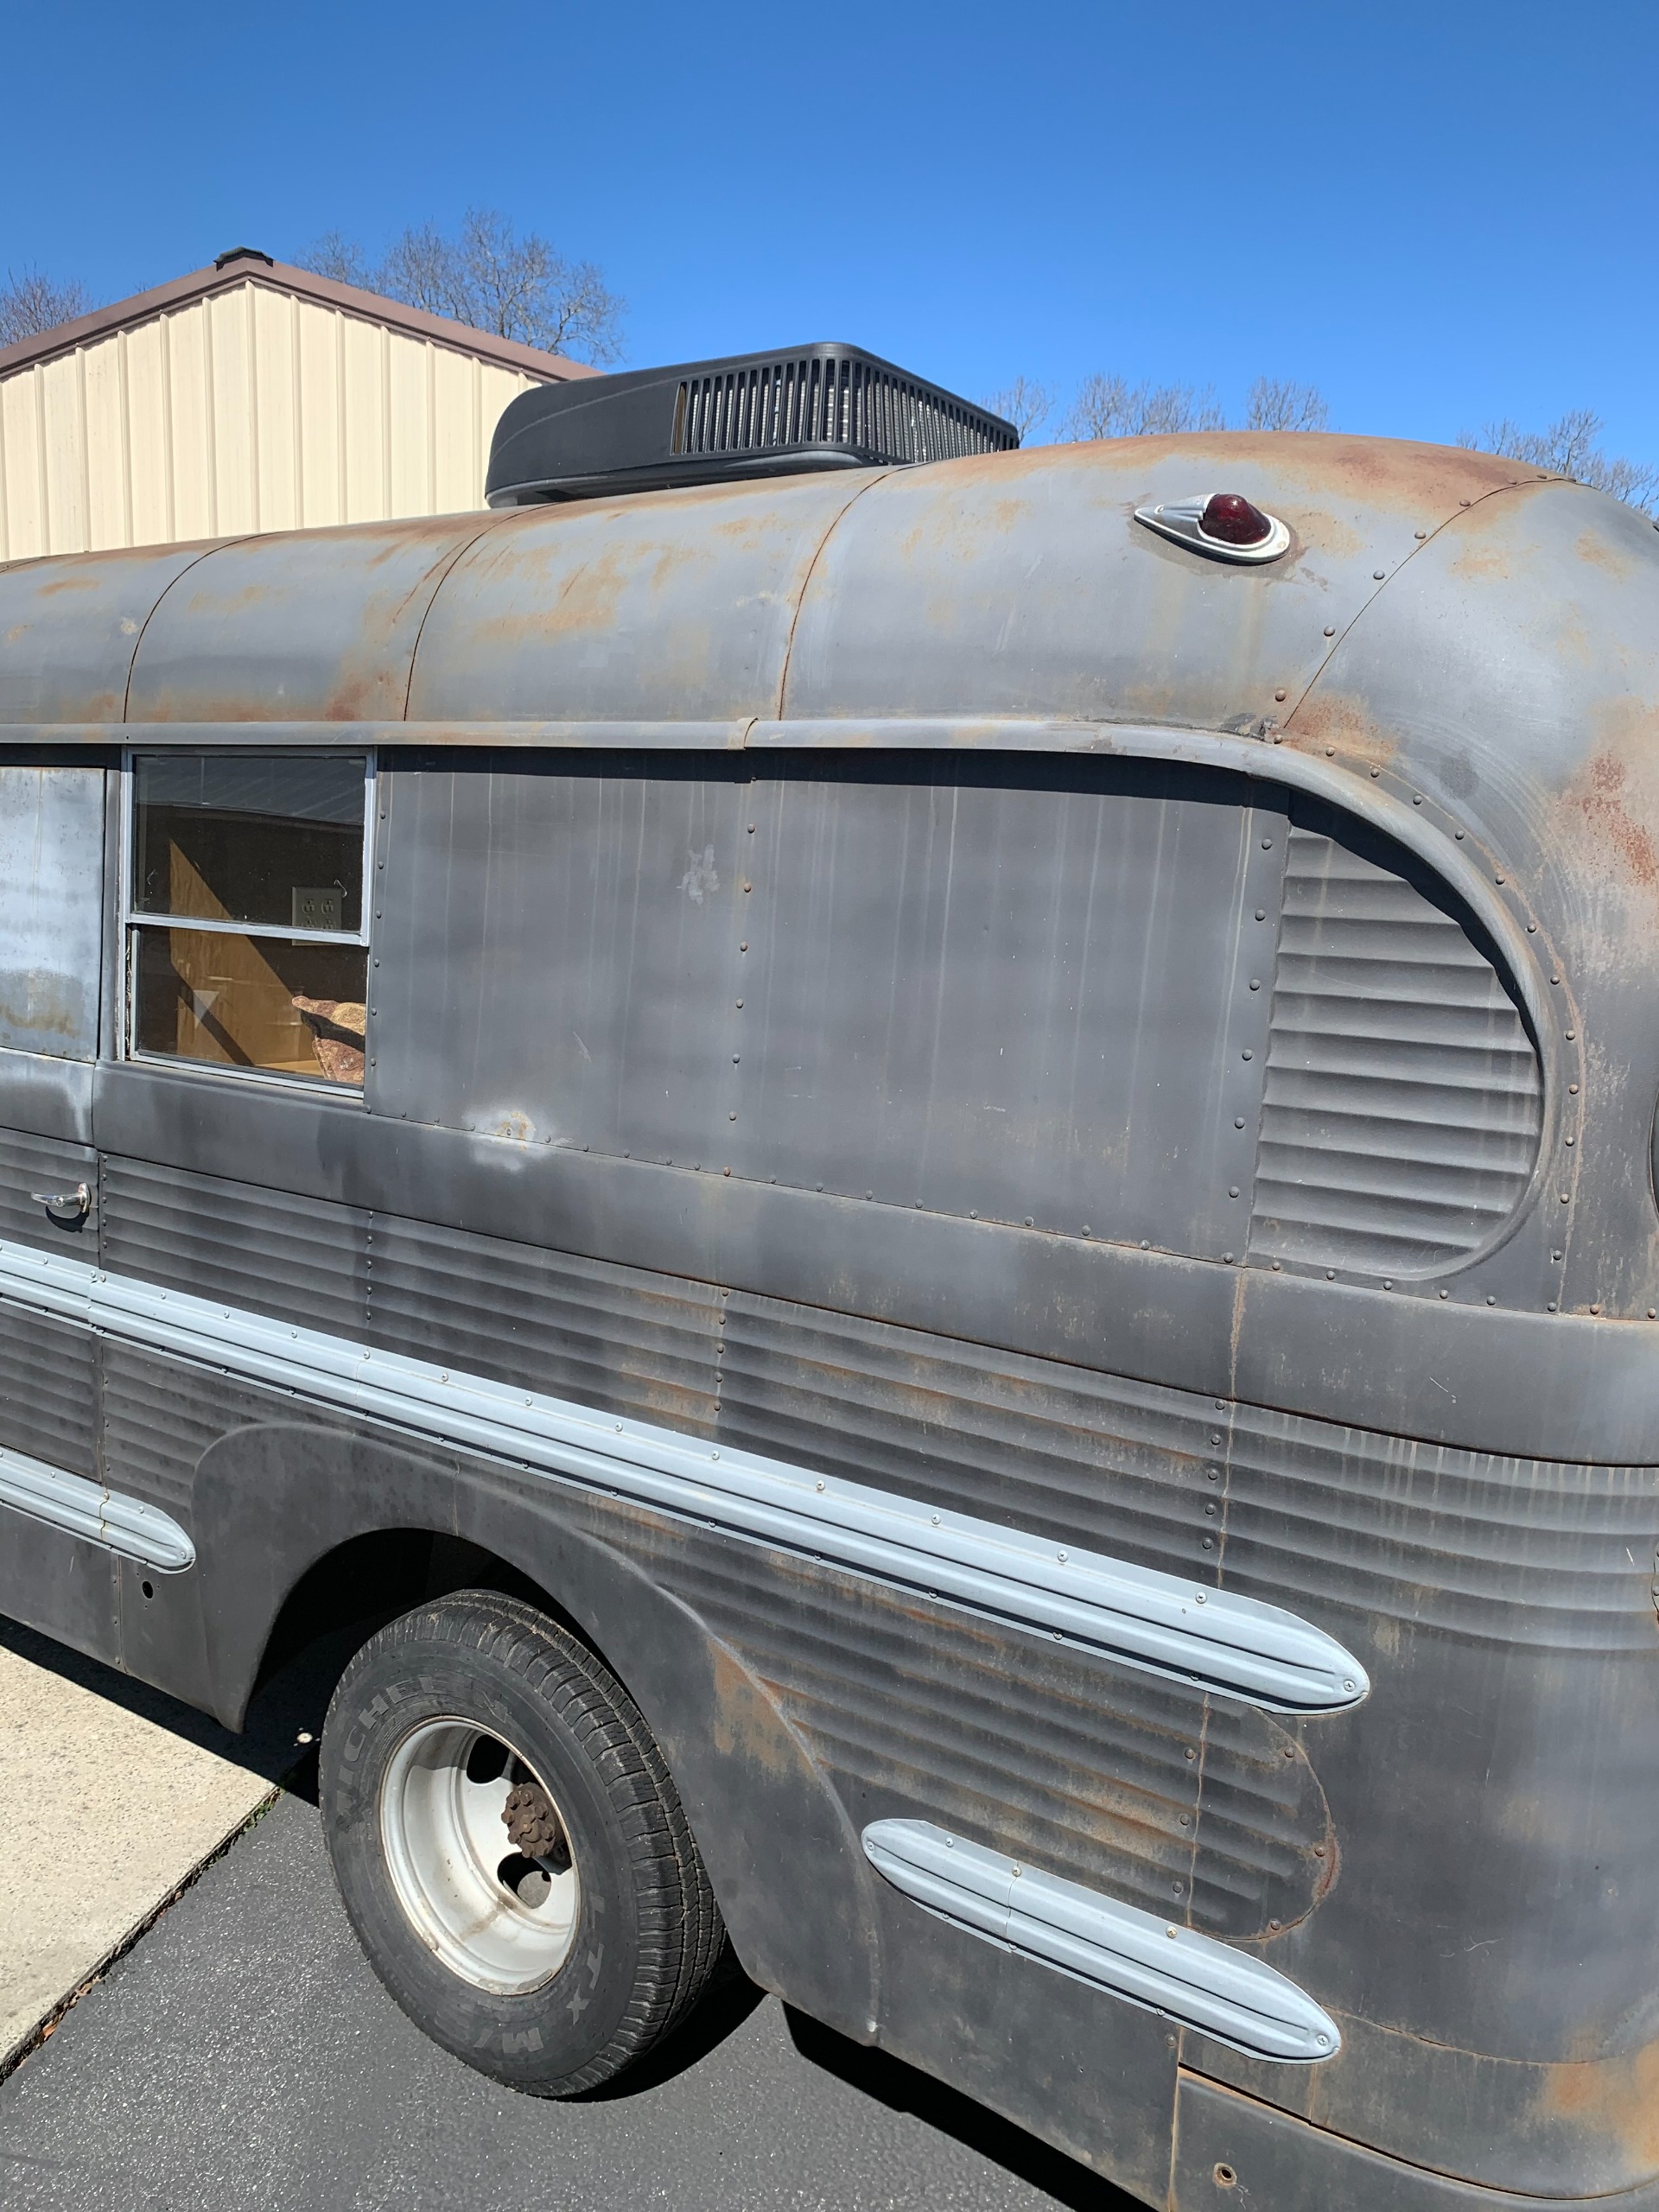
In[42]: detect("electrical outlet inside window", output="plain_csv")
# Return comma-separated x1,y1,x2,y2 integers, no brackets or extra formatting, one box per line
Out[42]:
292,887,344,932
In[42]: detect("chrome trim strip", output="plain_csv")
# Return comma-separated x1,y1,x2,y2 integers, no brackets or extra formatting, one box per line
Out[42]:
0,1238,1367,1712
862,1818,1340,2063
0,1443,195,1571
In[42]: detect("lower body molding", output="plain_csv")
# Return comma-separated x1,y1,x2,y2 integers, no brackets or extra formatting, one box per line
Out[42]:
0,1234,1368,1713
0,1442,195,1571
862,1817,1340,2063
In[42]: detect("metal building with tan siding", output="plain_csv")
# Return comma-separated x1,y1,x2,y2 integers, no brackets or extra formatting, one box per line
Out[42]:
0,246,594,561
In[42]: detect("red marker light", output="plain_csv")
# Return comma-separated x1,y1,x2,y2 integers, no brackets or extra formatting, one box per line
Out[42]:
1200,493,1273,547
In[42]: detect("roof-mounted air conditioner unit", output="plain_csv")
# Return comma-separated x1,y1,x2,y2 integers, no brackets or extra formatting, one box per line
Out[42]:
486,343,1018,505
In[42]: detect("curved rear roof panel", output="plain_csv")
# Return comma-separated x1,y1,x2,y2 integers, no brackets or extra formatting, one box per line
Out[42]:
0,432,1612,758
780,434,1535,728
0,542,226,725
126,513,504,726
409,473,876,728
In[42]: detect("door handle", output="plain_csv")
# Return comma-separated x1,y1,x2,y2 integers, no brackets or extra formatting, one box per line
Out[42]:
31,1184,92,1221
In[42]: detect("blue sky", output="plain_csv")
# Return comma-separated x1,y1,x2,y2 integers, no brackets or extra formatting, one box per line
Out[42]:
7,0,1656,465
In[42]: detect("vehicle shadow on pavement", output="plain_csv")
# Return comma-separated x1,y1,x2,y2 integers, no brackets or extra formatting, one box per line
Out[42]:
783,2008,1136,2211
0,1613,363,1794
585,1961,1133,2209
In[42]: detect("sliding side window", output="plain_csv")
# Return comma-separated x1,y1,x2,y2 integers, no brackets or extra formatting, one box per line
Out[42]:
124,753,371,1087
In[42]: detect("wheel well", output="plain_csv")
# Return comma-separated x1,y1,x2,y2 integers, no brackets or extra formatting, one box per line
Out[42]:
249,1528,595,1709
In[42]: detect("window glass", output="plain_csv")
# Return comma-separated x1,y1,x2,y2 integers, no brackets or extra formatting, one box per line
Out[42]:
133,754,365,930
127,754,369,1088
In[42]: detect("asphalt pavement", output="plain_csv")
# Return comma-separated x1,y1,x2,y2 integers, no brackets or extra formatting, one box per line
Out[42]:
0,1775,1139,2212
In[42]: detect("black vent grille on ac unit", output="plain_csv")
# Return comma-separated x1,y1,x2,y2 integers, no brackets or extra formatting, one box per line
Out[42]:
486,344,1018,505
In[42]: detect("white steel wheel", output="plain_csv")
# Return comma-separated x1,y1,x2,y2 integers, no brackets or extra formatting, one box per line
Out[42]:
379,1718,580,1994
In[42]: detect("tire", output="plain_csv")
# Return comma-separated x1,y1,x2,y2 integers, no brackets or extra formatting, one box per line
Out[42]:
319,1588,725,2095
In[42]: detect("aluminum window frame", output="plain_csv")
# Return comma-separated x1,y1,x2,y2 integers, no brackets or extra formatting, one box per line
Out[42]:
118,747,376,1092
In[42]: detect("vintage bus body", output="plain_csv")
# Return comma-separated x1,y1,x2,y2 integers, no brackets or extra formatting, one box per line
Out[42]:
1,429,1657,2209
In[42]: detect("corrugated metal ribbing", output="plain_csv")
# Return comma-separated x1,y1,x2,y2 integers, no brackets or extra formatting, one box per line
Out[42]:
0,1306,96,1479
1249,822,1541,1274
100,1157,370,1338
365,1215,721,1436
673,355,1015,464
99,1342,277,1516
1224,1404,1656,1652
717,1294,1222,1572
653,1532,1326,1939
0,1129,99,1255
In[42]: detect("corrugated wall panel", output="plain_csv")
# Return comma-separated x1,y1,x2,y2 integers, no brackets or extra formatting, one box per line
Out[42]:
296,297,344,527
251,285,301,536
165,304,215,542
208,288,256,534
387,328,433,520
0,281,543,558
477,363,525,491
340,313,388,522
83,338,128,551
0,373,40,561
432,347,480,512
124,317,173,547
40,354,86,556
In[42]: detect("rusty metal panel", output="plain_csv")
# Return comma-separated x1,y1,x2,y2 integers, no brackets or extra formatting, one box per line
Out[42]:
779,436,1529,735
0,764,105,1058
0,545,210,722
125,517,498,724
654,1529,1328,1943
404,474,868,726
368,754,752,1160
715,1287,1227,1573
1249,810,1541,1274
364,1211,721,1436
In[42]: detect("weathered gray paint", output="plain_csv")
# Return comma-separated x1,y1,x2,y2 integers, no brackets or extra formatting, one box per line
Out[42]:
1,431,1658,2209
0,767,105,1058
861,1819,1341,2061
0,1445,194,1569
0,1232,1366,1712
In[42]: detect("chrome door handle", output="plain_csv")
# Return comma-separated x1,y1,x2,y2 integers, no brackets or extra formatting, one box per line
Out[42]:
31,1184,91,1220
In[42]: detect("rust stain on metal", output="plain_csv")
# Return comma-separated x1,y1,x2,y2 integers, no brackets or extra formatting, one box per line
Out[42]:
1535,2036,1659,2171
1567,744,1659,895
709,1637,809,1780
1281,687,1402,777
1574,527,1635,580
1448,543,1512,584
33,575,105,598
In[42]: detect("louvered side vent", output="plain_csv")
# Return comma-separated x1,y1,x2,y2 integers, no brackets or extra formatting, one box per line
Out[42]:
1249,823,1541,1275
672,356,1014,466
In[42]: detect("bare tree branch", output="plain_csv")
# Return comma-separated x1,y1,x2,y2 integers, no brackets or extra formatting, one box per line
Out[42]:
297,208,625,365
0,267,95,347
1063,374,1224,441
983,376,1053,442
1459,410,1658,516
1245,377,1330,433
298,232,377,289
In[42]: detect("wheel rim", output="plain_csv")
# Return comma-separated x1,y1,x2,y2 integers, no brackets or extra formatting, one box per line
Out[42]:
379,1719,582,1994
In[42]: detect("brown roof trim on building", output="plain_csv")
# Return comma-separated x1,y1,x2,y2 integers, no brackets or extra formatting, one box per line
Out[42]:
0,251,603,384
